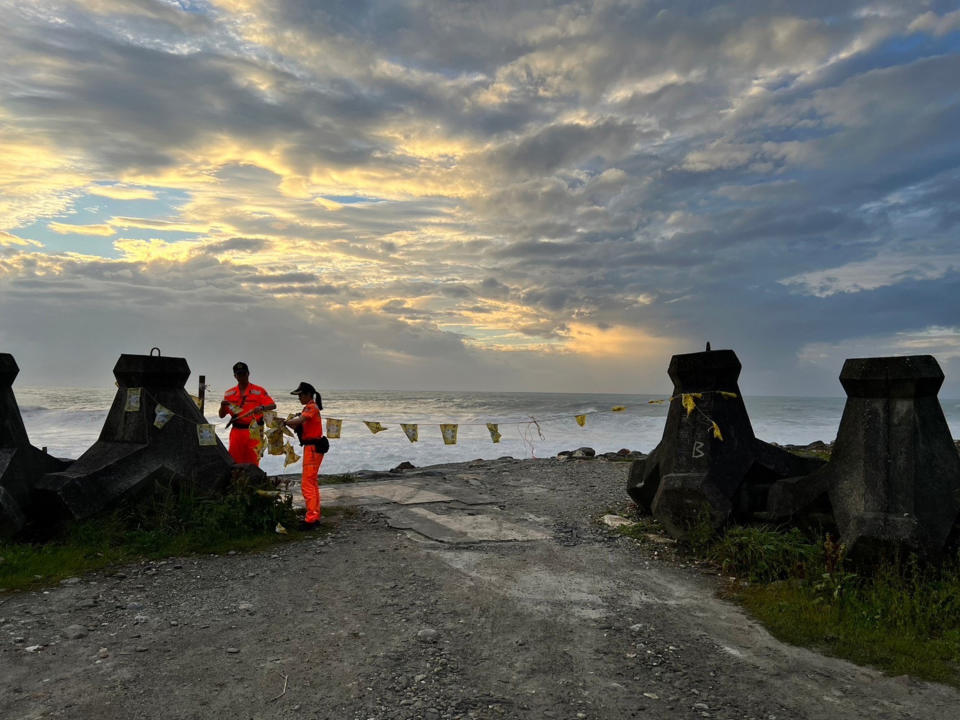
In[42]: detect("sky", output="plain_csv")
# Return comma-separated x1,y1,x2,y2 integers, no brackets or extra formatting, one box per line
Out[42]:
1,1,959,398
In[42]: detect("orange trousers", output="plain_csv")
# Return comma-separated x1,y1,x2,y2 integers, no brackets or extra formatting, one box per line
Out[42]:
302,445,324,523
228,427,260,466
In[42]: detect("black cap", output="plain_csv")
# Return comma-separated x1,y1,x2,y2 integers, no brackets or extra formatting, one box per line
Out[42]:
232,361,249,374
291,381,316,396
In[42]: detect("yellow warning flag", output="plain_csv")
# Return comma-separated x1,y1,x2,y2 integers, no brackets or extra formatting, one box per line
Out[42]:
719,391,738,399
401,423,419,443
249,422,264,456
487,423,501,443
326,418,342,439
611,405,626,412
680,393,703,416
265,414,294,455
711,421,724,441
364,421,388,434
440,424,458,445
283,441,300,467
575,414,586,427
265,425,286,456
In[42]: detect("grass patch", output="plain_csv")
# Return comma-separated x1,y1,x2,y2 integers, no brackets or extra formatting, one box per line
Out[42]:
705,526,960,686
610,507,960,686
0,476,328,593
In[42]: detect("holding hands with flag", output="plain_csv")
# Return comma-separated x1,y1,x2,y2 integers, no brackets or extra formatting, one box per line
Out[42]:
282,381,326,531
218,361,276,467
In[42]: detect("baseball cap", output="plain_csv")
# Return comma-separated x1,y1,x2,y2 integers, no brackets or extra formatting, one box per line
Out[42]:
290,381,316,396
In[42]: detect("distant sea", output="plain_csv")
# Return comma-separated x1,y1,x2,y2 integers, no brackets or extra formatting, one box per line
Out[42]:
13,388,960,477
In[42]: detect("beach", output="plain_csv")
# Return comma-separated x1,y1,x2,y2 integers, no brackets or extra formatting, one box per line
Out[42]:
2,455,958,720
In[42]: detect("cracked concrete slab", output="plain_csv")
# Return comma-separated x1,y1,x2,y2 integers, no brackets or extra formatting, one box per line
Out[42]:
317,477,495,508
382,505,551,543
321,482,455,506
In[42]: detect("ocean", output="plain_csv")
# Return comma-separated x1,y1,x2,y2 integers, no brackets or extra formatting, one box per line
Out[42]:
13,387,960,478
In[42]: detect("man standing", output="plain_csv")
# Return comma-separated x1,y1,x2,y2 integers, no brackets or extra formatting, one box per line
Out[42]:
219,361,276,466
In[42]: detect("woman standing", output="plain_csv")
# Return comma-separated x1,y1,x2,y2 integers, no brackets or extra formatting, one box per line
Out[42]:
283,381,326,531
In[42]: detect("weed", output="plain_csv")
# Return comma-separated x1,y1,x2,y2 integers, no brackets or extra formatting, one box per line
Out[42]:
687,526,960,686
0,476,304,593
710,525,820,583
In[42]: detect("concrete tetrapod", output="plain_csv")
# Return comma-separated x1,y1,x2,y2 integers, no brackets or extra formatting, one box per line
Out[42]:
627,348,824,540
0,353,71,537
768,355,960,562
35,353,261,525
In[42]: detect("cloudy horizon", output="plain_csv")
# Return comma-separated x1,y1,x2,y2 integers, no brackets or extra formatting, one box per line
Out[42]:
2,1,959,398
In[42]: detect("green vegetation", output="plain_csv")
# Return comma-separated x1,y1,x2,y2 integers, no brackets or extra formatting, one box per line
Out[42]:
0,476,332,593
614,512,960,687
318,473,358,485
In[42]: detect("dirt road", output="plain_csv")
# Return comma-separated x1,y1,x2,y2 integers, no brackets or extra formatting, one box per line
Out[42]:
2,457,957,719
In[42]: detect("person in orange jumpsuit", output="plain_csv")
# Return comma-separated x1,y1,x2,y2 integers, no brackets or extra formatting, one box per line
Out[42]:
218,361,276,466
283,381,325,531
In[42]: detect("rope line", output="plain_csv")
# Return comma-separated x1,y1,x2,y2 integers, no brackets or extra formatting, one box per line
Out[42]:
129,387,739,443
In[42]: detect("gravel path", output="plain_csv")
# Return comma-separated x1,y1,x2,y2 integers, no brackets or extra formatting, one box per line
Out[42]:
2,457,958,719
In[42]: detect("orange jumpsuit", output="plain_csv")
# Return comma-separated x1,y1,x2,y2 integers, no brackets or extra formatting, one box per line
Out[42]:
299,400,325,523
222,382,274,466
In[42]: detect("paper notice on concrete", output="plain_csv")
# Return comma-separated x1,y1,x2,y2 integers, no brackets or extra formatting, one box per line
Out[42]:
197,424,217,446
125,388,141,412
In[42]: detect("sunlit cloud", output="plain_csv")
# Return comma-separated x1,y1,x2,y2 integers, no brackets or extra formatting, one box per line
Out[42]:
559,322,678,359
0,231,43,248
113,237,197,263
48,222,116,237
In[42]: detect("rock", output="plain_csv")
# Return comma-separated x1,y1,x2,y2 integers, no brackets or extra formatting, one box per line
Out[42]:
601,514,635,528
97,647,109,659
226,647,240,654
391,461,416,472
63,624,87,639
572,447,596,458
416,628,438,643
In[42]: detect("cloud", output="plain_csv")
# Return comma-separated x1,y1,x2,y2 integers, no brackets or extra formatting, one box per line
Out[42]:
908,10,960,37
782,251,960,297
1,1,958,397
48,221,116,237
0,231,43,248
